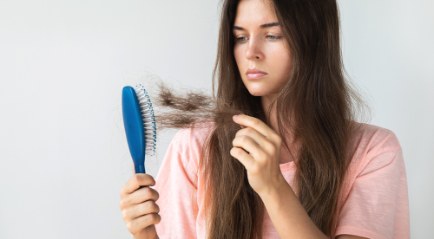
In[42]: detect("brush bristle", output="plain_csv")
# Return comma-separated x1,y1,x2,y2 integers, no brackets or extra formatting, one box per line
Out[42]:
134,84,157,156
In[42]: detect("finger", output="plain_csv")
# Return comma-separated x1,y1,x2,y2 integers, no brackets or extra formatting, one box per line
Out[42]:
235,127,268,148
233,113,246,129
235,127,278,158
130,186,160,204
230,146,256,171
120,186,159,211
232,135,263,158
120,174,156,197
233,114,275,140
239,113,246,128
124,200,160,220
128,213,161,235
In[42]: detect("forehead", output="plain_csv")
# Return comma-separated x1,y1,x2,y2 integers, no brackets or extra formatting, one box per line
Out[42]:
234,0,277,26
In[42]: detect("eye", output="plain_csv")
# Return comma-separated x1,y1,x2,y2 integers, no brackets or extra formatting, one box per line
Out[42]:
236,37,247,43
267,35,281,40
235,35,281,43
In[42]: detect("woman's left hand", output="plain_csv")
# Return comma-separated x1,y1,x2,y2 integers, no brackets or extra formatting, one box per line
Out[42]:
231,114,285,197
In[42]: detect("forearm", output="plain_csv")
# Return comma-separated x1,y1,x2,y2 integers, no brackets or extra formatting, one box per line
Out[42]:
260,176,329,239
132,232,159,239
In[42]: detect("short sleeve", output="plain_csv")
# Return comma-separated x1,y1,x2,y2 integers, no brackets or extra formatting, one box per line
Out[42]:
153,128,199,239
335,133,410,239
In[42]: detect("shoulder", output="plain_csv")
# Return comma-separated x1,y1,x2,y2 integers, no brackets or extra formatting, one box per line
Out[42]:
351,122,401,153
348,122,403,177
170,120,216,172
336,123,410,238
172,120,216,150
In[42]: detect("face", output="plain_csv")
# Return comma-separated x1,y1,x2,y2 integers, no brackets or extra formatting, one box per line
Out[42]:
233,0,292,100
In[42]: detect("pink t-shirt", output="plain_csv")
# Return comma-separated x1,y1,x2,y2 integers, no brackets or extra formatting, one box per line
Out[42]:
153,122,410,239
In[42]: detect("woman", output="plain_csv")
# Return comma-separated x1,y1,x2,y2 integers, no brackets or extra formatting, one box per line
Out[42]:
119,0,410,238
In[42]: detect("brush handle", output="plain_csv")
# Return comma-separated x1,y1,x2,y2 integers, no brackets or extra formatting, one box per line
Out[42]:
135,163,147,189
135,164,146,174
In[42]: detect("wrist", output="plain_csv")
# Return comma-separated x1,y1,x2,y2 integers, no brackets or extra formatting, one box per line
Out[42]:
132,233,159,239
261,174,288,203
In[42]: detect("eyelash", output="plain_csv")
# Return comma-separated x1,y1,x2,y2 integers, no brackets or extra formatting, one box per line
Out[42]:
235,35,281,43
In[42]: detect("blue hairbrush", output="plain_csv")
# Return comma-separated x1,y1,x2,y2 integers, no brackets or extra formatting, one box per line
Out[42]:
122,84,157,188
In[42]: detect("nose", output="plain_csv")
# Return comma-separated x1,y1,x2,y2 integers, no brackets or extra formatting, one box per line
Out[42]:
245,36,264,60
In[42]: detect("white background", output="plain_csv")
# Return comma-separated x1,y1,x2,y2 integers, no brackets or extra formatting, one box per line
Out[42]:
0,0,433,238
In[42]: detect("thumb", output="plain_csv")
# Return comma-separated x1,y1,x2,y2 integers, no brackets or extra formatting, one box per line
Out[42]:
237,112,246,129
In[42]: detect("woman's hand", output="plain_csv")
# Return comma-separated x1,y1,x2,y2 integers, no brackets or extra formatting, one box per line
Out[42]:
119,169,160,239
231,114,285,197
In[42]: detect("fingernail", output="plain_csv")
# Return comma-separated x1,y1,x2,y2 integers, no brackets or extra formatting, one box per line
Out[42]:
233,115,239,121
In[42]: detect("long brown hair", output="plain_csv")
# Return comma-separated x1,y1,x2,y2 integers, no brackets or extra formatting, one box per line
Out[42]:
147,0,371,238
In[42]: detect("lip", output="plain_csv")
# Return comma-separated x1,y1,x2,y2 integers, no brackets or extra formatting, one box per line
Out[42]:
246,68,267,80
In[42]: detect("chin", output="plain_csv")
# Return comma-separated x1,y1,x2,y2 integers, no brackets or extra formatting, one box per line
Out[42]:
247,89,268,97
243,81,275,96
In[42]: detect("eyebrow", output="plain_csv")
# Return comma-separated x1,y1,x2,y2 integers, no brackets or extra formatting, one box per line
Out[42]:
233,22,280,31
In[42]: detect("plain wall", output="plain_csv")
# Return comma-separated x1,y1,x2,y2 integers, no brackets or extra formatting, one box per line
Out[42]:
0,0,432,238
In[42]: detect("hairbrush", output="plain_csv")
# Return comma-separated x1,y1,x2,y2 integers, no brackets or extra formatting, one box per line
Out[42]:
122,84,157,188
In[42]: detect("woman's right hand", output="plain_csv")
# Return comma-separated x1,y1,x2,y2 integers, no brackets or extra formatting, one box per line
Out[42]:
119,172,161,239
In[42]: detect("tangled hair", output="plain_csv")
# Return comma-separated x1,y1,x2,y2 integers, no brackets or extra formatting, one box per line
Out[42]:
144,0,372,238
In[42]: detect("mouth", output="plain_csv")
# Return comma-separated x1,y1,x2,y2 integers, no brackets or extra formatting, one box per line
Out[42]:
246,68,267,80
246,73,267,80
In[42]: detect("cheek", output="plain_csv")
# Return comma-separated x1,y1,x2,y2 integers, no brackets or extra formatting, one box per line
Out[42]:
274,49,292,76
234,47,244,65
267,50,292,88
283,46,293,69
